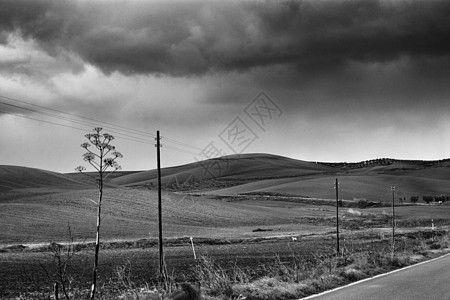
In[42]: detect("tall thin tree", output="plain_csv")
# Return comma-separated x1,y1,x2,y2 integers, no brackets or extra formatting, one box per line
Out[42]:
75,127,122,300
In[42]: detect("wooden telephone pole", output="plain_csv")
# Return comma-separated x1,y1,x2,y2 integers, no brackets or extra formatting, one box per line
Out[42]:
335,178,340,255
391,185,395,255
156,130,164,279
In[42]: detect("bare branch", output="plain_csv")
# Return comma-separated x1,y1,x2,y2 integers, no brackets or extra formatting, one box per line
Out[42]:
83,147,100,158
83,152,96,162
75,166,86,173
112,151,123,159
103,144,116,156
103,133,114,141
103,165,121,181
88,160,100,172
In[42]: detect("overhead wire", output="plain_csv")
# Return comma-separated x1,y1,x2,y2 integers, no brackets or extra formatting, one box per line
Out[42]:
0,94,157,139
0,109,91,133
0,94,205,153
0,94,203,153
162,145,199,156
161,136,204,152
1,109,156,146
0,102,155,145
0,99,153,142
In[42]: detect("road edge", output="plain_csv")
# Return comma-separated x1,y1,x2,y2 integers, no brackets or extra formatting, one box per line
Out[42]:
300,250,450,300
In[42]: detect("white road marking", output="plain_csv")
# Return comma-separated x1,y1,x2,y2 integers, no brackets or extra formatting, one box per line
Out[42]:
300,250,450,300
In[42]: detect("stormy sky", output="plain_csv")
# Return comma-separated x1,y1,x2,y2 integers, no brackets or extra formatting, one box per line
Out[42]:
1,0,450,173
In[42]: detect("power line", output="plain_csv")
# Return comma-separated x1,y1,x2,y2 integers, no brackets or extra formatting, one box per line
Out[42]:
0,94,156,139
0,109,90,133
162,136,204,152
0,104,156,145
0,94,204,152
0,99,153,142
163,145,199,156
0,108,157,147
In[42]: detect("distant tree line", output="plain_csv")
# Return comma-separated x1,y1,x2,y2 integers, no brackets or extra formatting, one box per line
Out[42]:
410,195,450,204
319,158,450,169
410,195,419,203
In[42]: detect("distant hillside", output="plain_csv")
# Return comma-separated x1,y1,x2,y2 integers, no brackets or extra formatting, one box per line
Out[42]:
206,158,450,201
2,154,450,201
109,153,336,186
0,165,89,192
209,174,450,201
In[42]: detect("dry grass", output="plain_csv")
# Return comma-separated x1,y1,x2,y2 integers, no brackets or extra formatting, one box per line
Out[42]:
189,231,450,300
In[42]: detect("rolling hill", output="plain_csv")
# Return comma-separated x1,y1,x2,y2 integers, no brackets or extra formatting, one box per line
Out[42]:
209,174,450,201
0,165,89,192
203,157,450,201
2,154,450,244
108,153,335,186
2,154,450,200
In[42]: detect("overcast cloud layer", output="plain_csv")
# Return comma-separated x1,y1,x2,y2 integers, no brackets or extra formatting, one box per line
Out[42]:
1,0,450,172
2,0,450,76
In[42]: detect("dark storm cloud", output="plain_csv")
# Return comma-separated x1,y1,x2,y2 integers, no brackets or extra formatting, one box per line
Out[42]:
1,0,450,76
0,1,66,44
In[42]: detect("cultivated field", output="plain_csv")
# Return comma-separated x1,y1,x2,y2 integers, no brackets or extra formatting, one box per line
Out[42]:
0,188,337,245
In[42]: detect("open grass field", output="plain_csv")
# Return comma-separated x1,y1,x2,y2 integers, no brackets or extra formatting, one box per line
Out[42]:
0,187,338,245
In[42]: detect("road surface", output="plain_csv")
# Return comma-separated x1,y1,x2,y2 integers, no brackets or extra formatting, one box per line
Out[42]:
304,253,450,300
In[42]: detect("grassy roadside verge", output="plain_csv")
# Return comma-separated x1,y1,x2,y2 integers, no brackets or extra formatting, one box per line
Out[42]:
120,230,449,300
2,230,448,299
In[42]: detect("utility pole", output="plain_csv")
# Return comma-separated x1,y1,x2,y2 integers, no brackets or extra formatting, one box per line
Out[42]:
391,185,395,255
156,130,164,280
335,178,340,255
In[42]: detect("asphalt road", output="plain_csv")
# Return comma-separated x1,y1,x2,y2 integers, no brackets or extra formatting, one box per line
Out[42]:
304,253,450,300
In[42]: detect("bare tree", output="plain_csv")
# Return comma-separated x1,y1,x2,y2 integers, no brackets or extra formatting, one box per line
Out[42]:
75,127,122,300
49,224,84,300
